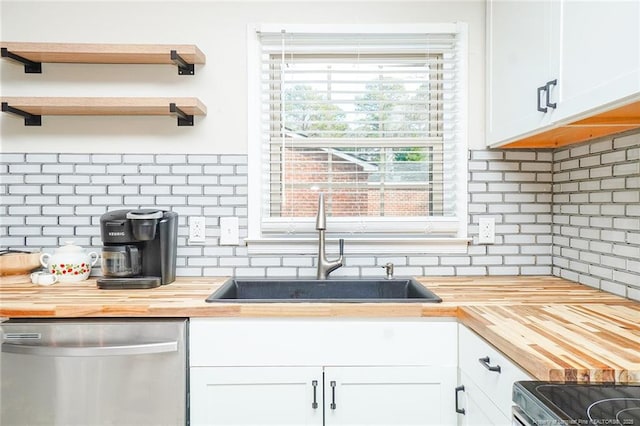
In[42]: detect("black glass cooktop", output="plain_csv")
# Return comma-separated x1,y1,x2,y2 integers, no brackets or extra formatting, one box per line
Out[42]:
514,381,640,425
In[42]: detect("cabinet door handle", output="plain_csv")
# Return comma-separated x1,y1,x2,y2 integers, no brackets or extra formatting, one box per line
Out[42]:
545,79,557,109
455,385,466,415
311,380,318,409
537,85,548,113
330,380,337,410
479,356,502,373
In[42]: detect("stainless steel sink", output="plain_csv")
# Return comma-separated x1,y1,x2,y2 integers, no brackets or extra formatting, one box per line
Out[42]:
205,278,442,303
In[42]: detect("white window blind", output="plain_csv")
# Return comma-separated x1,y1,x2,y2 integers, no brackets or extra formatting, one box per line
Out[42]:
255,25,467,238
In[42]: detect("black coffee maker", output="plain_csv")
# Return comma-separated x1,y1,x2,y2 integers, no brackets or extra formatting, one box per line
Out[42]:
97,209,178,289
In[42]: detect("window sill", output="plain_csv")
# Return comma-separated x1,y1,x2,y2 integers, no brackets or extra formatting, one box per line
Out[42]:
245,237,471,255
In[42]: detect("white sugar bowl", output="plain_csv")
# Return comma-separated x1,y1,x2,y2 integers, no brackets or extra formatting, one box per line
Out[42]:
39,241,99,283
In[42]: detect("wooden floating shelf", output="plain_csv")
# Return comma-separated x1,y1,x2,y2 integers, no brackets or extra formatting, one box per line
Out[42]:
1,97,207,126
0,42,206,75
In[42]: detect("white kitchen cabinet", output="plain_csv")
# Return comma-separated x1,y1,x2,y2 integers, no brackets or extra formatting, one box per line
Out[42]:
189,318,459,426
457,372,511,426
456,325,533,425
486,0,640,148
191,365,456,426
324,366,457,426
556,0,640,122
190,366,322,425
486,0,560,145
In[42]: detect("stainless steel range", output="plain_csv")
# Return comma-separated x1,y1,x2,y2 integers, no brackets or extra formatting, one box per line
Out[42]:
513,381,640,425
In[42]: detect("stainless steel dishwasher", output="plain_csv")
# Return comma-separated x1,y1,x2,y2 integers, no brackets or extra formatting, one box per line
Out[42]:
0,318,188,426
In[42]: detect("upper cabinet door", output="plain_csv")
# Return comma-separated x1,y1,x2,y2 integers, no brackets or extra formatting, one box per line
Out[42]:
487,0,640,148
556,0,640,121
486,0,560,147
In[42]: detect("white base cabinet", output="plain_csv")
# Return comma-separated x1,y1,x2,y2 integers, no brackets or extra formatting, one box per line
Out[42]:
325,366,456,426
191,365,456,426
190,318,458,426
456,325,534,426
190,366,321,425
458,371,511,426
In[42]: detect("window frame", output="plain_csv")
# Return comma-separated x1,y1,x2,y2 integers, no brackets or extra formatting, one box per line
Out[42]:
247,23,469,255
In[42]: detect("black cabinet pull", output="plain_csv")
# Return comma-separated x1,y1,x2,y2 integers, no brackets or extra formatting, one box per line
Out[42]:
455,385,466,415
536,86,547,112
537,85,548,113
311,380,318,409
330,380,337,410
545,79,557,109
479,356,502,373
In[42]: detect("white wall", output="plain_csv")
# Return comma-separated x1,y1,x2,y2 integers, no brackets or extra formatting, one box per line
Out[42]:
0,0,485,153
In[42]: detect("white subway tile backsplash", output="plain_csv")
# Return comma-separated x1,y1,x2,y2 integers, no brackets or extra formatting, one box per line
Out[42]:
579,156,600,168
3,216,24,225
614,132,640,149
505,151,537,161
123,175,154,184
472,171,503,181
2,137,637,300
220,155,248,165
204,165,235,174
552,134,640,299
203,186,234,195
560,159,580,170
266,267,298,277
156,154,187,164
24,154,56,163
25,196,57,205
470,150,504,160
25,236,58,246
123,154,154,163
92,154,122,163
590,140,613,153
614,162,640,176
10,164,40,174
172,165,202,174
42,185,74,195
139,165,171,174
156,196,187,205
58,154,90,162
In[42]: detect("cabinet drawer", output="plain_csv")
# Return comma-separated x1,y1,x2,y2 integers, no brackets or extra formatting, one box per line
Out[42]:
458,325,532,418
191,318,457,367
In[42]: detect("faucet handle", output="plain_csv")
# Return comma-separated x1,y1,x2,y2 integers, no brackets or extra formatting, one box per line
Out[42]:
382,262,394,279
339,238,344,257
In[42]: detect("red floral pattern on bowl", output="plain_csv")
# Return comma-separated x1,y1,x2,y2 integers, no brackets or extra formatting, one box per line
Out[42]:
49,263,92,280
40,241,99,283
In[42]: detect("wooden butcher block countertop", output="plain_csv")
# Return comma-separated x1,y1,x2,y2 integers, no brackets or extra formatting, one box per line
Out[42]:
1,275,639,384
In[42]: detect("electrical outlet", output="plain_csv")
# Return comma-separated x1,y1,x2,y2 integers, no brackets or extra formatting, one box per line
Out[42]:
219,217,240,245
189,216,206,244
478,217,495,244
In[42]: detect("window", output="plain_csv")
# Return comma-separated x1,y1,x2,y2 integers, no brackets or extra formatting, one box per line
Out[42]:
248,24,468,254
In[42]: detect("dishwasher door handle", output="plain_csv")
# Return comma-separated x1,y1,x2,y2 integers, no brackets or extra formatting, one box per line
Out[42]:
1,341,178,357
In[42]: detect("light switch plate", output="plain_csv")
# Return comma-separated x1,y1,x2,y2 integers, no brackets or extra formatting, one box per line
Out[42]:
478,217,495,244
220,217,240,246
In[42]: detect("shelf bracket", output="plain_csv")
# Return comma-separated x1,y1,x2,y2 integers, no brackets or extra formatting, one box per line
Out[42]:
170,50,195,75
1,48,42,73
1,102,42,126
169,103,194,126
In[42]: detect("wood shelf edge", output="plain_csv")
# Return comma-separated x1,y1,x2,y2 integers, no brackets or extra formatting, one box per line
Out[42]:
1,96,207,117
0,41,206,65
